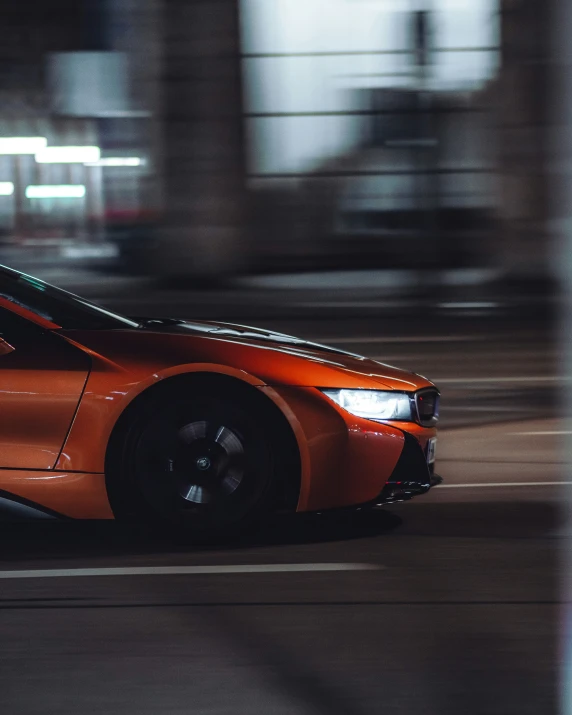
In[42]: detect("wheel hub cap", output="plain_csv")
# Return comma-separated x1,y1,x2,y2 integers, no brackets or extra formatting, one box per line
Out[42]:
172,421,245,504
196,456,211,471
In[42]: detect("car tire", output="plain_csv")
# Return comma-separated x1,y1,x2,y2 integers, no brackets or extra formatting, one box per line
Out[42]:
113,384,282,541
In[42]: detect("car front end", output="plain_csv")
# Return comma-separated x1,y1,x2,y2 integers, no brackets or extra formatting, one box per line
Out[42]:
260,375,440,513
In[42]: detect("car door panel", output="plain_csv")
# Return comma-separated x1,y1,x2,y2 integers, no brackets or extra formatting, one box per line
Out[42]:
0,308,90,470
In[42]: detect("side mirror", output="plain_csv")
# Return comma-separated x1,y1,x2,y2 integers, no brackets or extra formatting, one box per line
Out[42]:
0,337,15,357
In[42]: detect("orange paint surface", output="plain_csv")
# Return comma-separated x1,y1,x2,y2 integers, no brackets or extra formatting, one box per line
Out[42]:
0,300,439,519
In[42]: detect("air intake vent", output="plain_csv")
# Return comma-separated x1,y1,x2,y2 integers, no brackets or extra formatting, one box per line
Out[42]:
414,389,440,427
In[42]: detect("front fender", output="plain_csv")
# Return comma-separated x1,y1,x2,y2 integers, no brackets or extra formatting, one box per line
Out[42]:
56,358,267,473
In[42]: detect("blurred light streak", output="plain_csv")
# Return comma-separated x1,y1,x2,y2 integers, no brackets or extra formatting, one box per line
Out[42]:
0,183,15,196
85,156,145,166
84,157,144,167
25,185,86,199
0,138,47,155
35,146,101,164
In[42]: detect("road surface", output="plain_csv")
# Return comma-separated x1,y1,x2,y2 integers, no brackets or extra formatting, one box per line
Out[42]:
0,326,560,714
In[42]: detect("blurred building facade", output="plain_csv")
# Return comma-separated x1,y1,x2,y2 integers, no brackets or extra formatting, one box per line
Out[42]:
240,0,501,275
0,0,558,288
0,0,151,255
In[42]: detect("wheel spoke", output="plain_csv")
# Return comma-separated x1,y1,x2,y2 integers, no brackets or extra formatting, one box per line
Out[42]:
182,484,212,504
178,421,208,444
214,426,244,456
221,467,243,496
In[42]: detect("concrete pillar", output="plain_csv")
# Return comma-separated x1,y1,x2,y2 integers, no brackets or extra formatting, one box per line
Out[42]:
551,0,572,712
153,0,247,280
498,0,553,287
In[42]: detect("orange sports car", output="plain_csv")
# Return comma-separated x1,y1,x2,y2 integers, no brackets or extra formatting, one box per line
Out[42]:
0,264,440,536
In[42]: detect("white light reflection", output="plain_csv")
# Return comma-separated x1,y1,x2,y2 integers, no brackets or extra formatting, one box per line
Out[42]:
35,146,101,164
26,185,86,199
0,137,47,155
85,157,144,167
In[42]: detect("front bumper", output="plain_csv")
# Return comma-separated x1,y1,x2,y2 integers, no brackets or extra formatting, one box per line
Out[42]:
261,385,439,512
375,431,440,504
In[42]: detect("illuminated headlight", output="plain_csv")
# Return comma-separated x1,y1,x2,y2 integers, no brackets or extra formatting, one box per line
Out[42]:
321,389,413,421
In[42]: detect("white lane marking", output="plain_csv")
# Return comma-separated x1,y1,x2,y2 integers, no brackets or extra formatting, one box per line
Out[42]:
431,376,561,385
439,482,572,489
315,335,485,345
509,431,572,436
0,563,379,581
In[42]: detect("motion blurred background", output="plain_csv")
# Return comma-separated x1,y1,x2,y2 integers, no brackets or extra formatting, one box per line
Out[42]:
1,2,571,714
0,0,551,306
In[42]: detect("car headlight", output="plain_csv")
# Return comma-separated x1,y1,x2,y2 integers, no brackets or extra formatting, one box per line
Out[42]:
321,389,413,421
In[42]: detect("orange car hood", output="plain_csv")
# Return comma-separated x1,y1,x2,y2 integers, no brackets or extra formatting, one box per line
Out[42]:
62,320,434,391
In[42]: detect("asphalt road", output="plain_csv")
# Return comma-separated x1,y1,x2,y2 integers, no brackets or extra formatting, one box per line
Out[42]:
0,323,562,715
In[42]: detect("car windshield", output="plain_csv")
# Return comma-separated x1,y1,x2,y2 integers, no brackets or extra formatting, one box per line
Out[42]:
0,266,139,330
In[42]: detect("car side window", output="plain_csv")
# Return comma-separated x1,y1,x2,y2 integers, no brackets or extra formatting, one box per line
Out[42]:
0,306,91,370
0,306,46,343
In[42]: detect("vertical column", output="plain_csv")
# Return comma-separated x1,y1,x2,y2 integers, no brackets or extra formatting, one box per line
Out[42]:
110,0,164,219
551,0,572,711
155,0,247,280
498,0,553,288
12,155,25,243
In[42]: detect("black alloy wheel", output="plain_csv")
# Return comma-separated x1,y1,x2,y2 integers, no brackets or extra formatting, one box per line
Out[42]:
118,390,279,539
